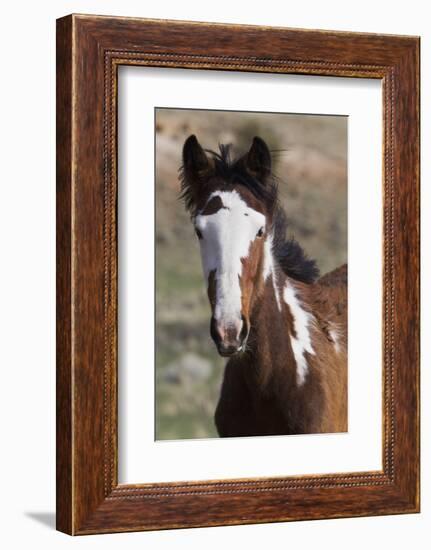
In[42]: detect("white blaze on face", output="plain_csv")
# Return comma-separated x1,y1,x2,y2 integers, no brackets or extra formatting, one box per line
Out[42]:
194,190,266,325
283,282,315,386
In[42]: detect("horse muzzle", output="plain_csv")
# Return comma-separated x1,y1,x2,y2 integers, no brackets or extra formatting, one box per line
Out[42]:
210,315,249,357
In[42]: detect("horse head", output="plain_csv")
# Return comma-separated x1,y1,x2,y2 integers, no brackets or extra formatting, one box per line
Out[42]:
180,135,277,357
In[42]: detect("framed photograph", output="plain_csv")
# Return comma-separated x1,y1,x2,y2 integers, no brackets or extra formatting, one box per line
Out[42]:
56,14,420,535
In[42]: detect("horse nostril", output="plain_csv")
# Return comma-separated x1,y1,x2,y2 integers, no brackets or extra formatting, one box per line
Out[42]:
210,316,222,345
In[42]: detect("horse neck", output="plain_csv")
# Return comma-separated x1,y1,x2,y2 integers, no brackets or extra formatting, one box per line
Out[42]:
248,264,302,387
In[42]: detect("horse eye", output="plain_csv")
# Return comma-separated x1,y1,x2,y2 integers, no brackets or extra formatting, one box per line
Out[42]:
256,227,264,238
195,227,203,240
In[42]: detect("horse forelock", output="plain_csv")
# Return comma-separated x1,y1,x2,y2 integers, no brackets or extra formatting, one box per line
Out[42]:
180,142,278,216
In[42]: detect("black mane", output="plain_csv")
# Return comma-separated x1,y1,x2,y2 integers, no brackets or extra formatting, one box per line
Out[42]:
180,142,320,285
271,207,320,284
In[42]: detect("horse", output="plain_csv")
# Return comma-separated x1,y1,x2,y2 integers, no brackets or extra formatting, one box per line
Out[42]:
180,134,347,437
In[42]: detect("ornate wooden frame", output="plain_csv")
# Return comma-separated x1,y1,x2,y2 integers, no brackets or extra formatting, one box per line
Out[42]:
56,14,420,535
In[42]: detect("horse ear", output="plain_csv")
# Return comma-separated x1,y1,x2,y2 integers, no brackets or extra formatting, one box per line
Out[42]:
182,135,211,182
244,136,272,181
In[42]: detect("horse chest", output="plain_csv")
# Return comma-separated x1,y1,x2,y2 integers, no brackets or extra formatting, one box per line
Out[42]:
215,355,325,437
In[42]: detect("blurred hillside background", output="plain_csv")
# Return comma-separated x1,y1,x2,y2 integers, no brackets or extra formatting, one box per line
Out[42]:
155,108,347,440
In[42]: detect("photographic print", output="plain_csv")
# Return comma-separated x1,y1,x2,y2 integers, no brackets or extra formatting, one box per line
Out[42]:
155,108,348,440
57,16,419,533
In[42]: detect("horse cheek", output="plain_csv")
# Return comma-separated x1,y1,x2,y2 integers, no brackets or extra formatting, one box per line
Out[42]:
240,239,265,320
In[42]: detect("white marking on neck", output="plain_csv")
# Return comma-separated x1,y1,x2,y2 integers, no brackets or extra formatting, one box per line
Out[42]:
330,325,341,353
263,234,281,311
283,282,315,385
195,190,265,325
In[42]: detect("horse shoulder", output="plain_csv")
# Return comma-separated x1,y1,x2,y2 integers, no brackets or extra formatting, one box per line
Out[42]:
310,264,348,432
311,264,348,348
318,263,348,288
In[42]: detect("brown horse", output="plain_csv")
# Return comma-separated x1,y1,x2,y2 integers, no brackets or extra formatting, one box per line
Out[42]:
180,134,347,437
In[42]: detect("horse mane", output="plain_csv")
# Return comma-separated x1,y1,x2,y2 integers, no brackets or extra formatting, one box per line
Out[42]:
271,207,320,284
180,142,320,285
